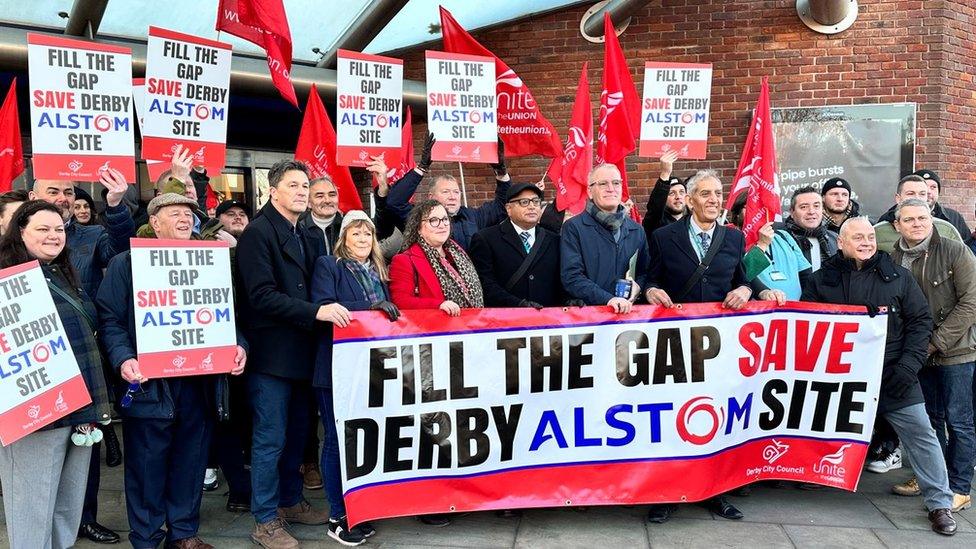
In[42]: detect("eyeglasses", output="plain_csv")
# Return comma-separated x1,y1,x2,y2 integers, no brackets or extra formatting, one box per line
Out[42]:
508,197,542,208
120,381,141,408
589,179,623,189
424,216,450,228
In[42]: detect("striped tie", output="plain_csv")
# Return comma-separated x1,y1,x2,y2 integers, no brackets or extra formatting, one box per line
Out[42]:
520,231,531,253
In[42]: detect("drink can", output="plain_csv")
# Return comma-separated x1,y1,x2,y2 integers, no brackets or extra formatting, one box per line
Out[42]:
614,279,632,299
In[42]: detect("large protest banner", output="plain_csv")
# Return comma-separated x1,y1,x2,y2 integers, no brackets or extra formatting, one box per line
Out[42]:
142,27,232,173
27,33,135,182
130,239,237,378
639,62,712,159
0,261,90,446
333,302,886,525
425,51,497,163
336,50,403,168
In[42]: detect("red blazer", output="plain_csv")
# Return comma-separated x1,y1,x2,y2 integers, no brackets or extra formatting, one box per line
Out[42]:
389,243,447,309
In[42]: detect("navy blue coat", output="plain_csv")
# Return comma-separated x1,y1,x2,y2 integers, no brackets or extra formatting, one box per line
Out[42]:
310,256,385,389
560,209,650,305
647,217,758,303
385,170,511,250
68,202,134,298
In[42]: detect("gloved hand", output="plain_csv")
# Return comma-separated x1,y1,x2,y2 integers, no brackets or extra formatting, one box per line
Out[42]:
489,137,506,174
883,364,917,400
418,132,436,172
519,299,544,310
370,300,401,322
566,299,587,307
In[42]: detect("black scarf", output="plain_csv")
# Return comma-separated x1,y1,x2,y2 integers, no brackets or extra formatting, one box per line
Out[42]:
784,217,832,263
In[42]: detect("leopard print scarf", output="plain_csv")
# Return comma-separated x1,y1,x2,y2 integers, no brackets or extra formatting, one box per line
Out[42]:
417,239,484,308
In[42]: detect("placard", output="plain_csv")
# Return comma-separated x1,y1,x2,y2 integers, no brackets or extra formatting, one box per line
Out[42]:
141,27,232,173
639,62,712,159
0,261,90,446
130,239,237,378
132,78,166,182
336,50,403,167
27,33,136,181
425,51,497,163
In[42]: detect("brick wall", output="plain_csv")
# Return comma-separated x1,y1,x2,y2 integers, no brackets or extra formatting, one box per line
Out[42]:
391,0,976,226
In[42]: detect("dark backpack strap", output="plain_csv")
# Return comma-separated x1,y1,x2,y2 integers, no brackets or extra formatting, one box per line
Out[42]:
674,226,727,302
47,280,97,331
504,230,546,292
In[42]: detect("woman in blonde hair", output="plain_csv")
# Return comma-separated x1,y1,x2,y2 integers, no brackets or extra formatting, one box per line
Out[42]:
310,210,398,545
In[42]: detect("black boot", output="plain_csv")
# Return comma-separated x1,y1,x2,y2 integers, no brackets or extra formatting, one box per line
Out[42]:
103,423,122,468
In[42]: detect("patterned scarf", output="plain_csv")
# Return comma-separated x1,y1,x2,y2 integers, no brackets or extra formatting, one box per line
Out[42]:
418,239,484,308
340,258,389,303
785,216,833,263
586,200,626,241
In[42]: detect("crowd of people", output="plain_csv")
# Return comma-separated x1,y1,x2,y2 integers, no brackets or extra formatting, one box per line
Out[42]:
0,136,974,548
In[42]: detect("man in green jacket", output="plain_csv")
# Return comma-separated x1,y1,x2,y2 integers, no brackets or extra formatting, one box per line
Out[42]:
874,175,962,253
889,198,975,513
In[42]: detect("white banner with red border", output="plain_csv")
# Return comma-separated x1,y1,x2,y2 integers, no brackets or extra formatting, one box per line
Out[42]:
27,33,136,182
333,302,886,525
142,27,232,173
336,50,403,167
130,239,237,379
425,51,497,163
0,261,90,446
639,62,712,159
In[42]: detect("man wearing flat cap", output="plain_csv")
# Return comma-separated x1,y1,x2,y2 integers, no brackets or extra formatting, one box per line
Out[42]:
469,182,564,308
96,193,248,549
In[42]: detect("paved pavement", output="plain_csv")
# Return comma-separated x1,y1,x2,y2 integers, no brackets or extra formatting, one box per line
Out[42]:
2,448,974,548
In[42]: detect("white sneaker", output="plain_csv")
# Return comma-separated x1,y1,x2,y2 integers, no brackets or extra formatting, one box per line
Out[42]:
866,447,902,473
203,468,219,491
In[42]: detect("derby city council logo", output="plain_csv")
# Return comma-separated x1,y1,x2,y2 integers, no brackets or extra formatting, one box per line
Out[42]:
762,439,790,464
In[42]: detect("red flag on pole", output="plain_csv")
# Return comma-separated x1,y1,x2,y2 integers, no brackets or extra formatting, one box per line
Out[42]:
596,13,641,201
216,0,298,107
546,63,592,215
0,79,24,192
439,6,562,159
205,183,220,211
385,106,415,185
294,84,362,212
725,77,781,247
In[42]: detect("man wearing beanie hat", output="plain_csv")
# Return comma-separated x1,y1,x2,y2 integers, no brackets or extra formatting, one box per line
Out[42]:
914,169,972,244
821,177,863,233
642,150,687,238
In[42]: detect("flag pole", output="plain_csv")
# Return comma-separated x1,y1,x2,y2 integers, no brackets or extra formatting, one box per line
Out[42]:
457,161,468,208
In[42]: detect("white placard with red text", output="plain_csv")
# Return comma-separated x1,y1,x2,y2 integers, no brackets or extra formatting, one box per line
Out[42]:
130,239,237,379
27,33,136,182
132,78,166,182
639,62,712,159
425,51,497,163
142,27,232,173
0,261,90,446
336,50,403,167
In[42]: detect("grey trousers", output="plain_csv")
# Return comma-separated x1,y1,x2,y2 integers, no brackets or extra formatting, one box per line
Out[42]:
884,403,953,510
0,426,92,549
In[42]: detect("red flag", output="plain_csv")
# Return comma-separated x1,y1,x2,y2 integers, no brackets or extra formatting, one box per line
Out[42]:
0,79,23,192
205,184,220,211
295,84,362,212
546,63,592,215
216,0,297,107
725,77,781,247
439,6,562,158
596,13,640,201
385,107,415,185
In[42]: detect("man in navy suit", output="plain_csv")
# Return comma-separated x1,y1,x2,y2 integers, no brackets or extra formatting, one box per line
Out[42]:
643,169,786,524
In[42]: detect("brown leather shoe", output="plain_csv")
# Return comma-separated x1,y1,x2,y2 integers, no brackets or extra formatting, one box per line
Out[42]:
278,499,329,525
928,508,957,536
251,518,298,549
165,537,214,549
301,462,323,490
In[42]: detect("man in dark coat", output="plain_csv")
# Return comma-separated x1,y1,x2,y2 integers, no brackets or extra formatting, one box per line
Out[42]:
915,169,973,246
642,150,686,238
470,182,563,308
385,134,511,250
236,160,351,548
97,192,247,549
822,177,866,233
299,176,343,256
801,216,958,536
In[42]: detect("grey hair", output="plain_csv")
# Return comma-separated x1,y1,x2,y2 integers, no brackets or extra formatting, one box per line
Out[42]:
587,163,621,184
894,198,930,220
838,215,873,238
686,169,721,197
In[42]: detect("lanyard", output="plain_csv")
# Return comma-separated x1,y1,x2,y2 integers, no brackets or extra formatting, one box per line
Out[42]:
688,224,708,261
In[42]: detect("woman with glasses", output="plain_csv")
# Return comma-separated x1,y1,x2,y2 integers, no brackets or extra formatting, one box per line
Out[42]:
309,210,398,546
0,201,112,549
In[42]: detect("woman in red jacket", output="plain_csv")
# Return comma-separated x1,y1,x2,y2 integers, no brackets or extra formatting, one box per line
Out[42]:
389,199,484,316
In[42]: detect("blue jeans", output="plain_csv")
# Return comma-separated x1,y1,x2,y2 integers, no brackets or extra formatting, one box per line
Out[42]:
249,373,311,524
919,362,976,494
316,388,346,518
884,403,953,510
